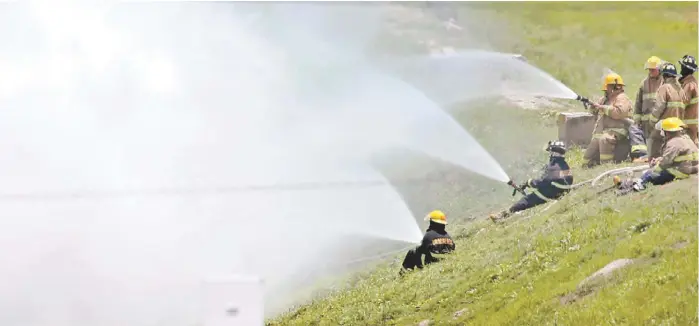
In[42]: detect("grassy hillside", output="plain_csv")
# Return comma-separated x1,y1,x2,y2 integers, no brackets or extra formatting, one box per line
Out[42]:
459,1,698,96
271,156,697,325
269,2,698,325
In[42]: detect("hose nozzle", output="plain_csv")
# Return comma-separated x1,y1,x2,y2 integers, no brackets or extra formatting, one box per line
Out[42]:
575,94,593,110
507,180,527,197
576,95,590,104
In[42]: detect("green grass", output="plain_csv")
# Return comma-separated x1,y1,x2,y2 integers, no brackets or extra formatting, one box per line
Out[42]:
458,1,698,97
270,155,697,325
269,2,698,325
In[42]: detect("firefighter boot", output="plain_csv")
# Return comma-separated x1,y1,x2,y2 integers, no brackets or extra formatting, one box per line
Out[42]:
616,178,645,196
489,210,510,223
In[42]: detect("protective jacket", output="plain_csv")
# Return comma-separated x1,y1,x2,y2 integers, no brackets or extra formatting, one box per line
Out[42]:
680,74,698,144
654,134,699,179
629,124,647,158
401,222,455,270
526,155,574,202
650,77,686,123
634,76,664,123
680,75,698,123
593,92,633,138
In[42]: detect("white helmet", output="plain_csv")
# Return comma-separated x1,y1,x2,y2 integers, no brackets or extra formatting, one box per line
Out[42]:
546,140,566,155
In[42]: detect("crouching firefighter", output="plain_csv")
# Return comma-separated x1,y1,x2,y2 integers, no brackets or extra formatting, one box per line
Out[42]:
618,117,698,193
490,141,574,222
400,210,455,274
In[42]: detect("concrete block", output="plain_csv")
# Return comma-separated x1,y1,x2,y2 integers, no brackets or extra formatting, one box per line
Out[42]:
557,112,596,147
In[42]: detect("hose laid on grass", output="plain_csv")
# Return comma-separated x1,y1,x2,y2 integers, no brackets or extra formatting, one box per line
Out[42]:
565,165,650,189
509,165,651,220
590,165,650,186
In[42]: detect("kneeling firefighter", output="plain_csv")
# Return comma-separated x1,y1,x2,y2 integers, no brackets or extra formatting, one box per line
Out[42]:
400,210,455,273
490,141,574,222
618,117,698,193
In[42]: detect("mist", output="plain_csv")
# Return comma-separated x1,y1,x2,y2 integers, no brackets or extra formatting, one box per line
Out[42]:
0,2,519,325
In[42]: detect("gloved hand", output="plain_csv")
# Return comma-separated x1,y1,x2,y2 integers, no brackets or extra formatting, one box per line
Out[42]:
520,181,530,190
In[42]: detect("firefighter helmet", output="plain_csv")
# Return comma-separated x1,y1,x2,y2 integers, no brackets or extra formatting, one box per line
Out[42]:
661,62,680,77
545,140,567,154
644,56,663,70
660,117,686,132
679,55,697,72
425,210,447,225
601,72,625,91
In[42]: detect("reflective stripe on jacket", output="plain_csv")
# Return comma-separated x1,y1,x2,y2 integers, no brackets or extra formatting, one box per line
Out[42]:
634,76,663,122
650,77,687,123
593,92,633,138
680,75,698,125
653,135,699,178
527,156,574,201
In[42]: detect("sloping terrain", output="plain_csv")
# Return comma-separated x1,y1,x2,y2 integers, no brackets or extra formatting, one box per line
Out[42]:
271,151,697,325
269,2,698,325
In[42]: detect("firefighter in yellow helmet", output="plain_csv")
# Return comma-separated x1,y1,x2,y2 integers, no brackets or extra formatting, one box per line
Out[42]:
678,55,698,145
583,72,634,167
400,210,455,274
617,117,698,194
634,56,664,141
648,63,687,159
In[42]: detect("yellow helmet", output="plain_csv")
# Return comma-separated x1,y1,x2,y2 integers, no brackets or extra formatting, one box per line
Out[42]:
425,210,447,225
613,175,621,186
601,72,625,91
660,117,686,132
644,56,663,70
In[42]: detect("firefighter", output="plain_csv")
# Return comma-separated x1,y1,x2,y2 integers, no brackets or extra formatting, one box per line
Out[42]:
583,72,634,167
679,55,698,145
490,141,573,222
648,63,687,159
400,210,455,273
618,117,698,193
634,56,665,140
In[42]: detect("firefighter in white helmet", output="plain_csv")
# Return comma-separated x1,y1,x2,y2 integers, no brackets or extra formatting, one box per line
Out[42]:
400,210,455,274
490,141,573,222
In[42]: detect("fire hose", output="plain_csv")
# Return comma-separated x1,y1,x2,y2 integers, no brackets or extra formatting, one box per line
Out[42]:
505,165,651,196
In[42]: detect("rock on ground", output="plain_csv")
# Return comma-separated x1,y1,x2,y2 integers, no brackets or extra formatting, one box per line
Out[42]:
560,258,637,304
578,258,636,289
453,308,468,319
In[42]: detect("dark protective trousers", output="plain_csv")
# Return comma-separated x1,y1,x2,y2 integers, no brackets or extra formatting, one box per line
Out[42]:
641,169,676,186
401,249,441,270
509,193,547,213
402,249,423,270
